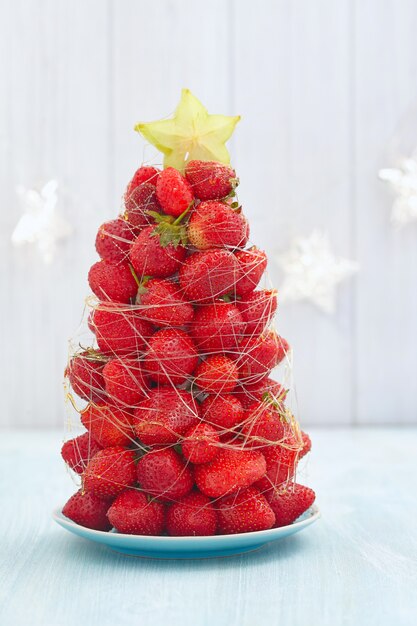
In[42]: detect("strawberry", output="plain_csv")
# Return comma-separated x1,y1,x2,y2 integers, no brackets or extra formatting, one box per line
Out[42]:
136,448,193,502
217,486,275,534
130,225,186,279
61,432,102,474
103,358,148,407
237,289,278,337
133,388,200,446
267,483,316,527
179,249,239,303
66,351,106,403
95,218,137,264
193,355,238,394
234,247,267,297
126,166,160,194
156,167,194,217
187,201,248,250
90,303,153,356
166,491,217,536
301,431,312,456
80,402,134,448
62,490,112,531
88,260,138,303
185,160,237,200
190,301,245,353
219,431,245,446
255,431,311,492
236,331,289,385
137,278,194,328
181,423,220,464
241,399,287,447
144,328,198,385
201,394,244,431
83,446,137,499
107,490,165,535
124,182,162,229
194,447,266,498
235,377,287,409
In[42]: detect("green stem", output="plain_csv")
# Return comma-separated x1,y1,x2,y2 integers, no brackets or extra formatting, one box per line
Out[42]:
129,264,141,288
173,201,194,226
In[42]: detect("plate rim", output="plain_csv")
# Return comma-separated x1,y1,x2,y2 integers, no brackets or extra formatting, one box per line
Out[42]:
52,503,320,543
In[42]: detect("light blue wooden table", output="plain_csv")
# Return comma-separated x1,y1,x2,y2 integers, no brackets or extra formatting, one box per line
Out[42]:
1,428,416,626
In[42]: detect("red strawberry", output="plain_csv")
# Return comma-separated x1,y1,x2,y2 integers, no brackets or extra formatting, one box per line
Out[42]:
61,432,102,474
201,394,244,430
103,358,148,407
235,377,287,409
137,278,194,328
301,431,312,456
156,167,194,217
95,219,137,264
187,201,248,250
179,249,239,302
133,388,200,446
130,225,186,279
256,431,311,491
62,490,112,531
81,402,134,448
166,491,217,536
182,423,220,464
217,486,275,534
126,166,160,194
90,303,153,356
107,490,165,535
267,483,316,527
185,160,237,200
236,331,290,385
88,260,138,303
237,289,278,337
190,301,245,353
219,431,245,446
194,355,238,394
124,182,162,229
66,351,106,403
136,448,193,502
234,247,267,297
241,399,286,447
83,446,137,499
144,328,198,385
194,447,266,498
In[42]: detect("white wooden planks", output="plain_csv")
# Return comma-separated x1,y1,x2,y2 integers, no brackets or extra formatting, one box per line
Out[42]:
0,0,416,427
0,0,111,427
233,0,354,425
354,0,417,424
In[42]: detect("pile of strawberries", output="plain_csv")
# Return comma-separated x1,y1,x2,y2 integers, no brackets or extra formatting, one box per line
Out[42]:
61,160,315,536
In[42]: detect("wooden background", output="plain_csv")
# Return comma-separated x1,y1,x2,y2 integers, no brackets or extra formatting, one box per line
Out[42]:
1,0,416,428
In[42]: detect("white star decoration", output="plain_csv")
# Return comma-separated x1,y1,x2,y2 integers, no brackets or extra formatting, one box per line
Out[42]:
276,230,359,314
379,157,417,226
12,180,72,263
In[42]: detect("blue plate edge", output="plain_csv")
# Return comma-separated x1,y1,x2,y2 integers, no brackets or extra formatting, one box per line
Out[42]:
52,503,320,549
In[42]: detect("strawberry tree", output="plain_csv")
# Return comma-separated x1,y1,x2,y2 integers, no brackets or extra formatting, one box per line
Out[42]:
61,90,315,536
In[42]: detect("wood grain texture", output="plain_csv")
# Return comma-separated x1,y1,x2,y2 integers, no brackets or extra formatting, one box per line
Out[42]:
353,0,417,424
233,0,354,425
0,0,416,427
1,428,416,626
0,0,112,427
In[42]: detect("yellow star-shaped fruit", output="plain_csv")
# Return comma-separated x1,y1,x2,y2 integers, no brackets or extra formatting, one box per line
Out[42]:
134,89,240,171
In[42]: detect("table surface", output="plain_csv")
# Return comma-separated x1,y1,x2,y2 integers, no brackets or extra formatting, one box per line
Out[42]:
1,428,417,626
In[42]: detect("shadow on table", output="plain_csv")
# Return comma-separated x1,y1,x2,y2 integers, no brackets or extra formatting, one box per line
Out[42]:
50,528,312,573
